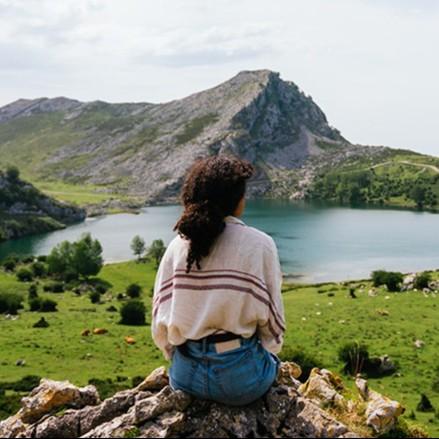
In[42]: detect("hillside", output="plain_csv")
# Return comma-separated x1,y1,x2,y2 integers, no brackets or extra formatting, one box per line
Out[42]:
0,70,437,210
0,169,85,242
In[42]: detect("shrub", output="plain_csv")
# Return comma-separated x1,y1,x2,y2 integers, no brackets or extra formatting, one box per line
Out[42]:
31,261,47,278
29,298,42,312
371,270,403,292
89,291,101,304
417,394,434,412
43,282,65,293
414,272,432,290
0,292,24,315
16,268,34,282
21,256,35,264
126,283,142,298
2,258,16,272
338,342,370,376
40,298,58,312
120,300,146,325
28,284,38,299
36,255,47,262
5,165,19,181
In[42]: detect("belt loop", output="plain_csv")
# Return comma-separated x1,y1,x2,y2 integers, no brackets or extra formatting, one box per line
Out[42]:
202,337,207,353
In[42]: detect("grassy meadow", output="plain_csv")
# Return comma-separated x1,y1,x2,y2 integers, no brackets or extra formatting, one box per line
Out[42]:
1,260,439,435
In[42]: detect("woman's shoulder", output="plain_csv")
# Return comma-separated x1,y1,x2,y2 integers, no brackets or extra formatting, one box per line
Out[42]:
224,218,276,253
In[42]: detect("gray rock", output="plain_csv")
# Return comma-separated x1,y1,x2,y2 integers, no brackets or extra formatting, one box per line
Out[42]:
0,363,407,438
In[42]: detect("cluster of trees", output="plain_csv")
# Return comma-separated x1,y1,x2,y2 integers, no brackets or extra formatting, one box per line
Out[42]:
308,168,438,209
371,269,432,292
47,233,103,280
0,233,156,325
130,236,166,267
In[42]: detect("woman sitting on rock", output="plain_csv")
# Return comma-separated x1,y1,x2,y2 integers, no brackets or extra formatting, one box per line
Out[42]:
151,155,285,405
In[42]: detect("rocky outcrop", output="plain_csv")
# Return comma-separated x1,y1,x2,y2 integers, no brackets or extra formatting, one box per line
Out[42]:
0,363,407,438
0,171,86,242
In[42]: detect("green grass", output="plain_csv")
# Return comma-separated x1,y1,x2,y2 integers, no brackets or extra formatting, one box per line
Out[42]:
33,181,143,207
1,262,439,435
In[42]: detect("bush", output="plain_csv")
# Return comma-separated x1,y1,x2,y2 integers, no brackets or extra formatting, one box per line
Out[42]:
5,165,19,181
40,298,58,312
0,292,24,315
29,298,42,312
37,255,48,262
120,300,146,325
31,261,47,278
126,283,142,298
89,291,101,304
16,268,34,282
278,345,323,382
2,258,16,272
28,284,38,299
414,272,432,290
338,342,370,376
43,282,65,293
372,270,403,292
21,256,35,264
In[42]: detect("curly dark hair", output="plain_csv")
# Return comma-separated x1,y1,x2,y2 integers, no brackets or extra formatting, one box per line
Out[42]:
174,155,254,273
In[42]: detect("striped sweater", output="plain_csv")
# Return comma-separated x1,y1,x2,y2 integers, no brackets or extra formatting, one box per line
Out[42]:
151,215,286,360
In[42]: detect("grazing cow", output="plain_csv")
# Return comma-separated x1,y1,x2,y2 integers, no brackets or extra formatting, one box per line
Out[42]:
124,336,136,345
93,328,108,335
81,329,91,337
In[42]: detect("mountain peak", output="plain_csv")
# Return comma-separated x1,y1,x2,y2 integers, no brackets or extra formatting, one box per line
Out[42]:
0,70,350,202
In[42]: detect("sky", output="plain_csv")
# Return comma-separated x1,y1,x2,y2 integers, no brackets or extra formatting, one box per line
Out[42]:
0,0,438,156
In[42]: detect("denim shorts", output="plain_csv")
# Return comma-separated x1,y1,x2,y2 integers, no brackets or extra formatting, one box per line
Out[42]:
168,334,281,406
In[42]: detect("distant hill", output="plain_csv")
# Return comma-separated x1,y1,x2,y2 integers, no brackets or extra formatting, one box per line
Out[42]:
0,168,85,242
0,70,438,209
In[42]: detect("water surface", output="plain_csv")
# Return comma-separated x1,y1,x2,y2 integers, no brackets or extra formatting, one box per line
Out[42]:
0,200,438,283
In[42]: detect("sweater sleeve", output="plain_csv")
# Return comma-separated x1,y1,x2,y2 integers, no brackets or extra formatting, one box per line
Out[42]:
151,245,176,361
257,238,286,354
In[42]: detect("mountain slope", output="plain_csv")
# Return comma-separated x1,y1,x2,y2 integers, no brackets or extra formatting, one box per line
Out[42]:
0,169,86,242
0,70,346,200
0,70,436,207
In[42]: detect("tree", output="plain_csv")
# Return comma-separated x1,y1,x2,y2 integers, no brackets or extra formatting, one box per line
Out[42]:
72,233,103,279
47,234,103,280
410,185,426,209
131,235,146,262
47,241,75,278
5,166,19,182
145,239,166,268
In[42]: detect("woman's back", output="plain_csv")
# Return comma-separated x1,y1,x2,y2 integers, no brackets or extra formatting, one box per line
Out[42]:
152,215,285,360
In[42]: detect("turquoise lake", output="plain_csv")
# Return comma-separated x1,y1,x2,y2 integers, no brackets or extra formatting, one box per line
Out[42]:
0,200,438,283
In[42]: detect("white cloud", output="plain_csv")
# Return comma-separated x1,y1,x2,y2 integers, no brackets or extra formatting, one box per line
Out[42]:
0,0,438,155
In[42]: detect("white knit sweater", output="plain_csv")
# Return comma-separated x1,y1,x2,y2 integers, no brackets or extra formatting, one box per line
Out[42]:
151,215,286,360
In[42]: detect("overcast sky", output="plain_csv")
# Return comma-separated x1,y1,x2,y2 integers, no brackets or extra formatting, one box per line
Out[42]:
1,0,438,155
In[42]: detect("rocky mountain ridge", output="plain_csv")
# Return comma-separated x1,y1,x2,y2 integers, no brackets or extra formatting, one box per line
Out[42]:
0,363,413,438
0,70,389,204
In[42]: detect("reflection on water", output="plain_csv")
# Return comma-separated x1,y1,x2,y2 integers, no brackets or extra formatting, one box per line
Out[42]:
0,200,438,283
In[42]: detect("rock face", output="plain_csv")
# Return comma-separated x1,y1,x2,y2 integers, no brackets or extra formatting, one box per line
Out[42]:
0,363,406,438
0,171,86,242
0,70,392,204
